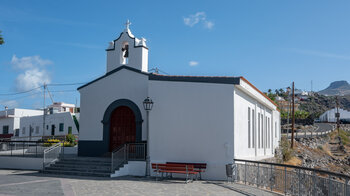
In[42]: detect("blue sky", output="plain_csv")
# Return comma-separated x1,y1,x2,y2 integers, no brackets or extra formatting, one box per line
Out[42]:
1,0,350,109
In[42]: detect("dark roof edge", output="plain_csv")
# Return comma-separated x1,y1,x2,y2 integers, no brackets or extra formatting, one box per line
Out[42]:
149,74,240,85
77,66,149,90
105,31,148,51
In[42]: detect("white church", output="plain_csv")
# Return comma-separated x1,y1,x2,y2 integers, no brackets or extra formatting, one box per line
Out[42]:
77,22,281,179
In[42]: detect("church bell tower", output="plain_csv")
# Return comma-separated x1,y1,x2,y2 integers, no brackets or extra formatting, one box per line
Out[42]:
106,20,148,73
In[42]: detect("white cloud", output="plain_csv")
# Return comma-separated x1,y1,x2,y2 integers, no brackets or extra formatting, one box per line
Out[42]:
11,55,52,70
16,69,50,91
204,21,214,29
189,61,199,66
184,12,214,29
0,100,19,108
11,55,52,91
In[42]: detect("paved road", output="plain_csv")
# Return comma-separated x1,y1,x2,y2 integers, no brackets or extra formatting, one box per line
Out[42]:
314,123,334,133
0,170,280,196
283,123,334,139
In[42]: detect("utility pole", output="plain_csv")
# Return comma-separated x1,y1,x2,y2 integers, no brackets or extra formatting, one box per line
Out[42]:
291,82,295,148
43,83,46,138
336,96,340,135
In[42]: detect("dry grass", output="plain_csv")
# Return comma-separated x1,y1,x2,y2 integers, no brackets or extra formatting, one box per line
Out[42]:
284,156,302,166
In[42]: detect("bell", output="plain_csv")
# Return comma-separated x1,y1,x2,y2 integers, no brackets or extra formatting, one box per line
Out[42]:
122,45,129,58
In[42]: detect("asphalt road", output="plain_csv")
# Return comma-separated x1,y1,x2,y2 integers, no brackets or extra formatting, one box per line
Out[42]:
314,123,334,133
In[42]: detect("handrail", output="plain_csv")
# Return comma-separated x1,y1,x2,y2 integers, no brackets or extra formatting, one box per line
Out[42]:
234,159,350,195
234,159,350,180
43,142,62,171
111,142,146,173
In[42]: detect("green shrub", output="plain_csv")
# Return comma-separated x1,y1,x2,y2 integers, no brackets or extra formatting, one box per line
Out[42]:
280,136,294,161
65,134,77,146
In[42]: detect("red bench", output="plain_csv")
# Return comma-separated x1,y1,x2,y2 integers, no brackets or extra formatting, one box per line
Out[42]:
166,162,207,180
151,163,199,183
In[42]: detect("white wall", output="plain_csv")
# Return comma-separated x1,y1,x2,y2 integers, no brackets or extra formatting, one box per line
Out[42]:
149,80,235,180
0,157,42,170
0,118,15,135
79,68,148,141
234,87,280,160
320,108,350,122
0,109,43,136
19,112,78,139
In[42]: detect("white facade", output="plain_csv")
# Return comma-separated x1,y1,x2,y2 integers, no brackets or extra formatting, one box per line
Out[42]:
19,112,79,139
77,25,281,180
0,109,43,137
319,108,350,122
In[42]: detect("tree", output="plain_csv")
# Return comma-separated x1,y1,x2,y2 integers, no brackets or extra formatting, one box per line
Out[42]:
0,31,4,45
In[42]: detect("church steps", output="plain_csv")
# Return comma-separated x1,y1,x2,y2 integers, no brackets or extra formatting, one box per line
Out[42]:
54,160,111,167
46,166,111,173
43,156,117,177
43,169,111,177
50,164,111,170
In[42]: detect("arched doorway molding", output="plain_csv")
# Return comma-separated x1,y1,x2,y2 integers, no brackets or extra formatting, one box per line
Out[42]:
102,99,143,151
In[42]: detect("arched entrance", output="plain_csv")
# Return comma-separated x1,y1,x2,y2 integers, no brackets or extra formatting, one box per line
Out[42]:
102,99,143,154
109,106,136,151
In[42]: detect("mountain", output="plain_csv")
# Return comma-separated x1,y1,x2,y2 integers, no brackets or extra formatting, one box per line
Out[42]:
318,80,350,96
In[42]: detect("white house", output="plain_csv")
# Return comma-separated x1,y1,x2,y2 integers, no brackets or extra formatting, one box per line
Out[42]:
77,23,281,180
19,112,79,140
0,108,43,138
319,108,350,123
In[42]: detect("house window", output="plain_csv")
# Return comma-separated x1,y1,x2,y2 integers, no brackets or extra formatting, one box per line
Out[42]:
268,118,270,148
2,126,9,134
248,107,251,148
275,122,277,138
46,125,49,130
22,127,26,134
15,129,19,136
252,109,255,148
265,116,267,149
68,126,72,134
261,114,264,149
35,126,39,134
59,123,64,132
258,113,260,148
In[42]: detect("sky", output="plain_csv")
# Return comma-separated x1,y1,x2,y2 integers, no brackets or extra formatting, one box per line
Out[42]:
1,0,350,109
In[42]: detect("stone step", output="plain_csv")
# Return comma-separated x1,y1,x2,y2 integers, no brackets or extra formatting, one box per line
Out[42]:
59,157,111,163
55,160,111,166
44,169,110,177
50,163,111,170
46,166,111,173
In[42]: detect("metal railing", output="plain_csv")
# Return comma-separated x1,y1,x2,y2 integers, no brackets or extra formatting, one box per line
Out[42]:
111,143,146,173
0,140,60,157
234,159,350,196
43,142,62,170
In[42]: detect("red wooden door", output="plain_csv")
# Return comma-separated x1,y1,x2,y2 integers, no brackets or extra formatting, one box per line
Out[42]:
109,106,136,151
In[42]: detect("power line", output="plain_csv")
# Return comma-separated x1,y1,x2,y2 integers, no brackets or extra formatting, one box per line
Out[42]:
47,82,86,86
0,86,42,96
0,81,85,96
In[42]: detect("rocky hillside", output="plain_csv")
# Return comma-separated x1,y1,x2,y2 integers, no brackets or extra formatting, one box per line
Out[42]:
299,93,350,119
319,81,350,96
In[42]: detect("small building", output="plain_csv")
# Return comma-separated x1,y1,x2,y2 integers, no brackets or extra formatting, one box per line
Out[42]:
319,108,350,123
19,112,79,140
48,102,77,114
0,108,43,139
77,24,281,180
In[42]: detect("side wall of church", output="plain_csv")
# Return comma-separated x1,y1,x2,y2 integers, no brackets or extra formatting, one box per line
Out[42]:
148,80,235,180
233,88,280,160
78,69,148,155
